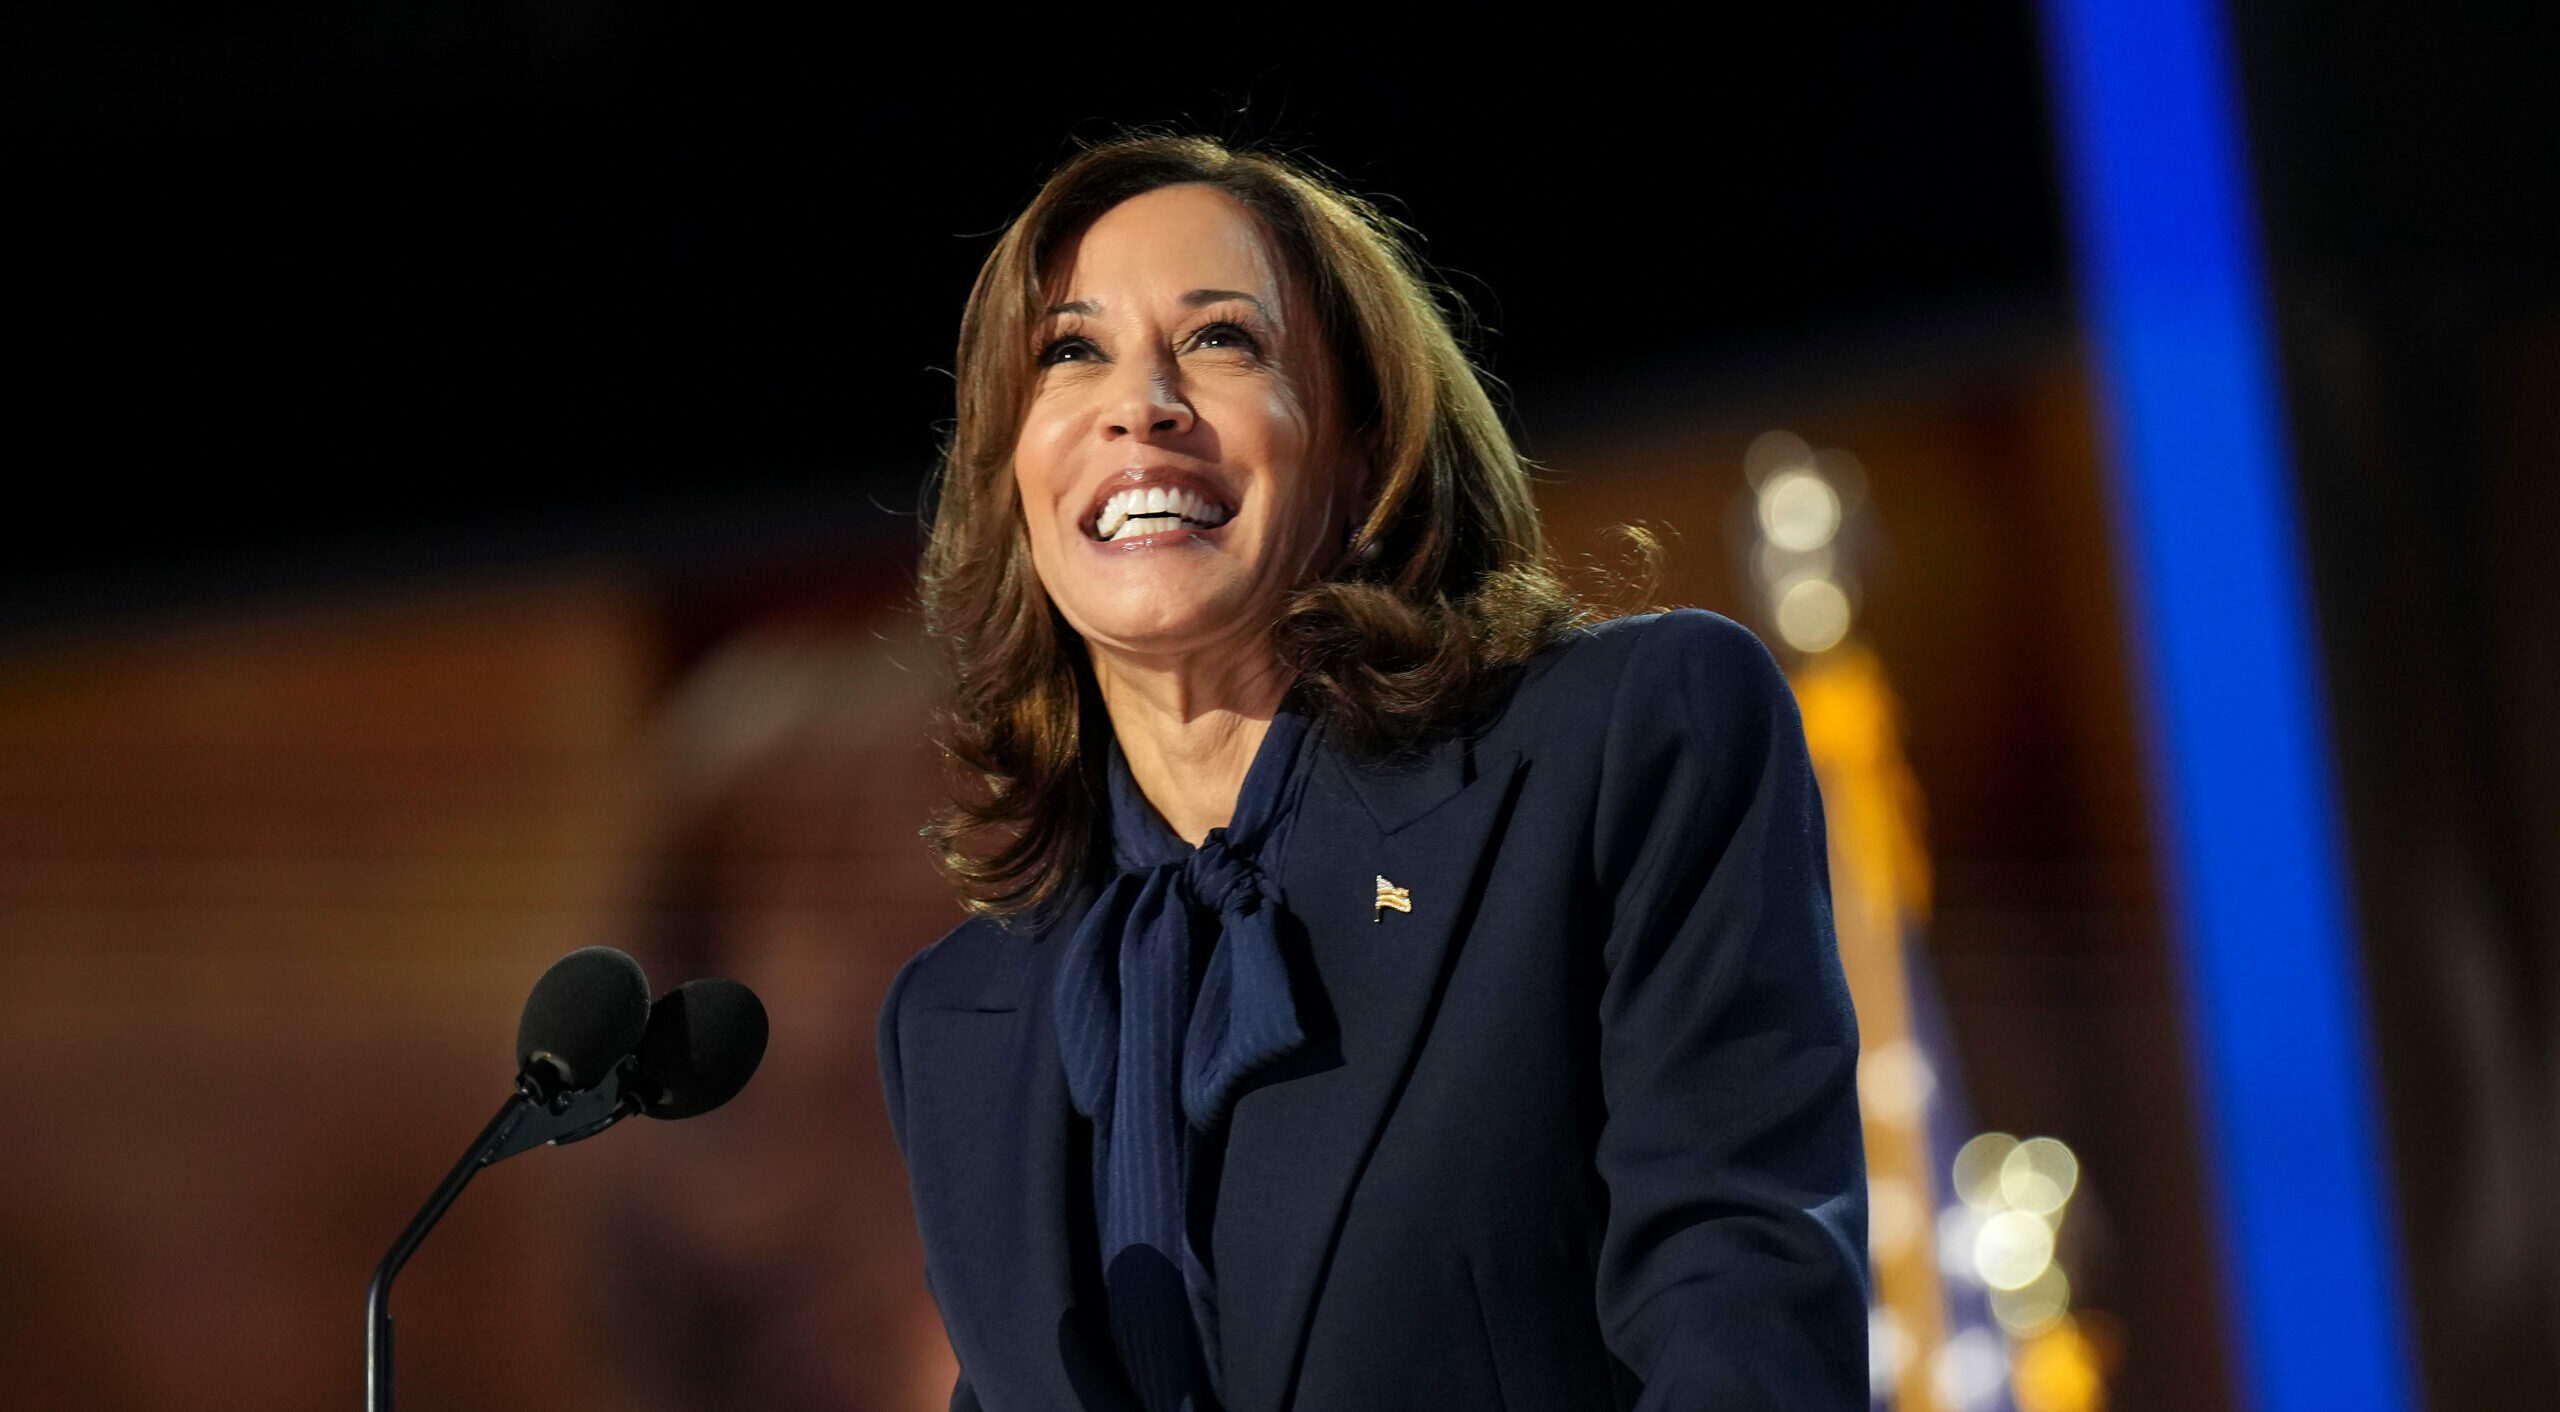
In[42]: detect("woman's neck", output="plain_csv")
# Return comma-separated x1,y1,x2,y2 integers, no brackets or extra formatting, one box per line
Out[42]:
1091,645,1291,847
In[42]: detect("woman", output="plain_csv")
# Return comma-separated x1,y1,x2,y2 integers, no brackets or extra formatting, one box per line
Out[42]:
882,135,1867,1412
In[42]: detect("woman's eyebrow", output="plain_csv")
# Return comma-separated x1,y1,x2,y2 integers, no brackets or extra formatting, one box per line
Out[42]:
1043,291,1271,319
1184,289,1272,318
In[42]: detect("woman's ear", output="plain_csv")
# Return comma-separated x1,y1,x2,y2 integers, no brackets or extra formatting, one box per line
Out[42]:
1342,435,1386,568
1342,431,1383,539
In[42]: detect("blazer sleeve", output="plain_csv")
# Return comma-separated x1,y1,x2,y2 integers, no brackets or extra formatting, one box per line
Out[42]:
878,952,985,1412
1587,611,1869,1408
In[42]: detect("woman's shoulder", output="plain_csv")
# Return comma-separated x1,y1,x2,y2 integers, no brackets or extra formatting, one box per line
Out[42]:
1492,608,1794,742
884,911,1042,1018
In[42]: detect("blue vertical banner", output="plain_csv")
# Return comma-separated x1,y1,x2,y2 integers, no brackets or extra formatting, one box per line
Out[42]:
2037,3,2419,1411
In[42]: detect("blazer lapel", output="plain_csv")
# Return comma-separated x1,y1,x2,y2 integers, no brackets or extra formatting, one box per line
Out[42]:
899,923,1137,1411
1214,739,1527,1412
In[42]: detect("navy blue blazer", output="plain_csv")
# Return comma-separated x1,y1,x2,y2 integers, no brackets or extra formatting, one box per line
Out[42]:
881,610,1868,1411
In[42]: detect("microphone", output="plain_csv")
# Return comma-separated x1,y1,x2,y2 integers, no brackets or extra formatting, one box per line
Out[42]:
366,949,767,1412
515,945,650,1104
624,977,770,1119
504,977,771,1153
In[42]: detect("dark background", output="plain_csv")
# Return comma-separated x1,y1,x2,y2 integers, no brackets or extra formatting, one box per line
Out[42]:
2236,1,2560,1404
6,7,2062,628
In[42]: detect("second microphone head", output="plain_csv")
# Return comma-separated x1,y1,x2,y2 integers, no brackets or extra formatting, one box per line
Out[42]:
626,978,770,1120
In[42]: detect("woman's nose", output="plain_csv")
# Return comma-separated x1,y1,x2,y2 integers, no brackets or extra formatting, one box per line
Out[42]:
1103,358,1193,439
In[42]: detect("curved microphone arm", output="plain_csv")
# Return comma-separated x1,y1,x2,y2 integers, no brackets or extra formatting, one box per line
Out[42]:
362,964,762,1412
364,1066,636,1412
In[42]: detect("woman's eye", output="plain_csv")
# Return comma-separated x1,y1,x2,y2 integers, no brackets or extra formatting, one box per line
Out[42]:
1038,335,1099,367
1190,322,1261,354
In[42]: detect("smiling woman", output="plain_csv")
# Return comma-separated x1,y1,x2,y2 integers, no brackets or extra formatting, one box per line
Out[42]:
921,137,1578,911
887,135,1869,1412
1010,184,1365,842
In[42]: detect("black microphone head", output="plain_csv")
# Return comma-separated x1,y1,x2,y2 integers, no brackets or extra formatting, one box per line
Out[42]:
516,947,651,1094
627,978,769,1120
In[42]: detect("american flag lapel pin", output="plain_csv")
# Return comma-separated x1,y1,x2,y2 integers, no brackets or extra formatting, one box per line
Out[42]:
1373,874,1412,922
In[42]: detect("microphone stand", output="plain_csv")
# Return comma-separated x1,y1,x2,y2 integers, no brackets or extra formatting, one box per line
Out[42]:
365,1066,633,1412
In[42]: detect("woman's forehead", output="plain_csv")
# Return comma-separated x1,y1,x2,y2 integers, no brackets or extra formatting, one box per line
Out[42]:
1044,185,1292,315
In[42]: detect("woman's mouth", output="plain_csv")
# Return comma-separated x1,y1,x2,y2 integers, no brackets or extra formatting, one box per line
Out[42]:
1091,484,1235,542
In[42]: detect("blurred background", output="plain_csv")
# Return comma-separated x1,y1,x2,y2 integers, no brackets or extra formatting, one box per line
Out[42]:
3,4,2553,1409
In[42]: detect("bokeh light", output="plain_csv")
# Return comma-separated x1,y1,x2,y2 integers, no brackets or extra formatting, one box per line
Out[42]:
1743,428,1815,485
2001,1136,2080,1217
1759,468,1844,552
2010,1315,2111,1412
1857,1036,1938,1128
1774,575,1853,653
1992,1262,2074,1337
1934,1326,2009,1412
1939,1201,1988,1281
1756,538,1835,592
1870,1306,1914,1399
1870,1175,1925,1259
1975,1208,2057,1290
1953,1132,2019,1210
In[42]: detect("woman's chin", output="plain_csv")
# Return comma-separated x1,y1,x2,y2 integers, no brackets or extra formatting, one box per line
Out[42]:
1045,524,1307,672
1066,588,1277,671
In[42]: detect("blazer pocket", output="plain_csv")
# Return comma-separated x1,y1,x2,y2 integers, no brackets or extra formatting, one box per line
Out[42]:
1463,1247,1623,1412
1464,1255,1516,1412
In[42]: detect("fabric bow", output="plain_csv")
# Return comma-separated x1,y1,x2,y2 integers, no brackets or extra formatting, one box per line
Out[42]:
1053,708,1315,1412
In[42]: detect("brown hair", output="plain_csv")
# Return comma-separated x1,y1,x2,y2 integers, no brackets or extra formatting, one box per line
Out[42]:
920,134,1583,918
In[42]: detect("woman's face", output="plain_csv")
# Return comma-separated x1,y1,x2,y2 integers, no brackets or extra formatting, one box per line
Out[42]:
1013,183,1365,672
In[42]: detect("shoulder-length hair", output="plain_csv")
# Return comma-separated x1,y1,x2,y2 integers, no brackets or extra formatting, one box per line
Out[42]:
921,133,1582,919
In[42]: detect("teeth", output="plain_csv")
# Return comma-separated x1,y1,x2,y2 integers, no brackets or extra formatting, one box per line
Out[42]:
1092,484,1234,541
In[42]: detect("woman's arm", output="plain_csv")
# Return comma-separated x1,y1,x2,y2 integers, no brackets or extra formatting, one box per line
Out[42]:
1589,611,1870,1408
878,956,985,1412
